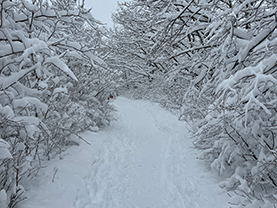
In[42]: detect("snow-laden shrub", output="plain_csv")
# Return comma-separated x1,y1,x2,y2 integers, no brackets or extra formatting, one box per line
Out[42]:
0,103,42,207
44,79,114,154
196,54,277,205
190,0,277,206
0,0,114,207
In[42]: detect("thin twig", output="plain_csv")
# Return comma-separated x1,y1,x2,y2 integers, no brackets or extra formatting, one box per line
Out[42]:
59,127,91,145
52,168,58,182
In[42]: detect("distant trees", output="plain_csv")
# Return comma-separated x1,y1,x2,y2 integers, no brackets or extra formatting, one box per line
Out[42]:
112,0,277,206
0,0,115,207
112,0,210,107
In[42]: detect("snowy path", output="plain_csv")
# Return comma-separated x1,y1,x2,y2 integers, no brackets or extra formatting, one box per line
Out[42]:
19,97,229,208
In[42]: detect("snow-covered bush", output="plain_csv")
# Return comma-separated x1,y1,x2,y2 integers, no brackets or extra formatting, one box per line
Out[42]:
0,0,115,207
0,103,40,207
190,0,277,206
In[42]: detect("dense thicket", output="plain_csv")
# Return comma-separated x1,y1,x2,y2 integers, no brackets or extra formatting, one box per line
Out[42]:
112,0,277,206
0,0,116,207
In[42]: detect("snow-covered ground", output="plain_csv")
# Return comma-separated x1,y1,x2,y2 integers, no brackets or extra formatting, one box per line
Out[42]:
19,97,230,208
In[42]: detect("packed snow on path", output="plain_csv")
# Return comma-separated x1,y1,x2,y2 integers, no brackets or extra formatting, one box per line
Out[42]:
19,97,229,208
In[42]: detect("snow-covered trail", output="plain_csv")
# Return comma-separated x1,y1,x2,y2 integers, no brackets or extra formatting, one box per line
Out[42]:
19,97,229,208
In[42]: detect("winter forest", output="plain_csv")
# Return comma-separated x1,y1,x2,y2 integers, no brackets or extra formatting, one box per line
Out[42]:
0,0,277,207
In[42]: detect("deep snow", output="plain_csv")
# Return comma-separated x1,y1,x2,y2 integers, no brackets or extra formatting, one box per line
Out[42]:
19,97,229,208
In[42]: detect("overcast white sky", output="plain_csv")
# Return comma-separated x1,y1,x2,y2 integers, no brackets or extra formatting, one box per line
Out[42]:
85,0,130,27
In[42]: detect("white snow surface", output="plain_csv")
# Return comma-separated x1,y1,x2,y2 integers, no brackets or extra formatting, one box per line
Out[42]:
18,97,229,208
